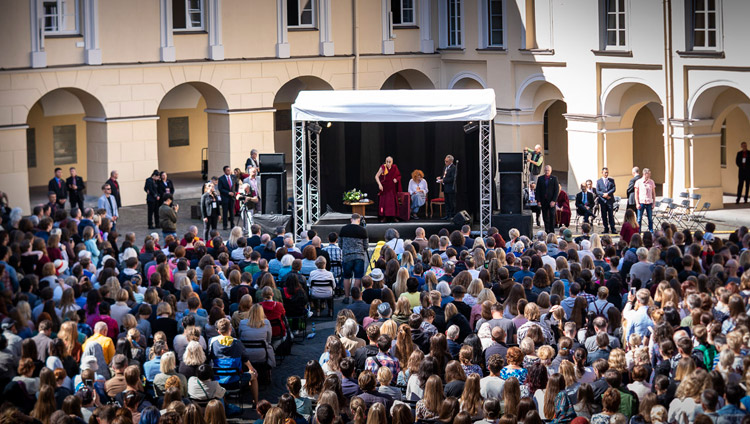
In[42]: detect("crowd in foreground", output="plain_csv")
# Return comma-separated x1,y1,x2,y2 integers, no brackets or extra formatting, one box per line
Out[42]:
0,198,750,424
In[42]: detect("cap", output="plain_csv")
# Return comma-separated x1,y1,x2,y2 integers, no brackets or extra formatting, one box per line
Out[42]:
80,355,99,371
369,268,384,282
100,255,114,265
1,317,14,330
54,259,68,275
703,233,715,243
377,303,392,317
563,229,573,242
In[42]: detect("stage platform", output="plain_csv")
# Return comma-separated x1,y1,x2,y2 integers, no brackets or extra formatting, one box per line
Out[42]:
311,212,460,242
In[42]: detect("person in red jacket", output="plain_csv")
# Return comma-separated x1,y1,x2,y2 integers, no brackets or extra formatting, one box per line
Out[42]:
619,209,639,244
260,286,286,338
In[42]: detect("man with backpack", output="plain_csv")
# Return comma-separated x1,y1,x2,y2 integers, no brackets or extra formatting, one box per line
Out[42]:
588,286,616,318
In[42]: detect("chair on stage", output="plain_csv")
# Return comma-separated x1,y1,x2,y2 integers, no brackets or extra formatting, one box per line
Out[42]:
397,192,411,221
430,185,445,218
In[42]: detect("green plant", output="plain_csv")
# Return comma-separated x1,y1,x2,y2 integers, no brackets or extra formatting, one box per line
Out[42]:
343,188,365,203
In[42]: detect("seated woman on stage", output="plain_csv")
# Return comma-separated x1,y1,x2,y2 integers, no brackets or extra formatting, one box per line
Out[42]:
408,169,428,220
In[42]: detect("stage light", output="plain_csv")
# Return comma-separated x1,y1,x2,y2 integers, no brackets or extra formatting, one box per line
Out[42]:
463,121,479,134
326,122,332,128
307,122,322,134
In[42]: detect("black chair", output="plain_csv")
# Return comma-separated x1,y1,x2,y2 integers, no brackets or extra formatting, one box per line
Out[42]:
309,278,336,318
242,339,273,386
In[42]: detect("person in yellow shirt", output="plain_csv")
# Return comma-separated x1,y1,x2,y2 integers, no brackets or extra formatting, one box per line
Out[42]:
83,321,115,364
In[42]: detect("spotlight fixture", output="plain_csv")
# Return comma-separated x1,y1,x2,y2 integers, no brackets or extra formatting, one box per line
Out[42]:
307,122,322,134
325,122,332,128
463,121,479,134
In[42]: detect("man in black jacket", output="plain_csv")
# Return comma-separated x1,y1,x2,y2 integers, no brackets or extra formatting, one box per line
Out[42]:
737,141,750,203
535,165,559,234
438,154,457,219
217,166,236,230
626,167,640,211
105,170,122,208
66,167,86,210
353,325,380,371
575,182,596,224
144,170,160,229
48,167,68,210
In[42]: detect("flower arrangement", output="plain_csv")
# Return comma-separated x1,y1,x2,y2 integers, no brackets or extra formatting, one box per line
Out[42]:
343,188,368,203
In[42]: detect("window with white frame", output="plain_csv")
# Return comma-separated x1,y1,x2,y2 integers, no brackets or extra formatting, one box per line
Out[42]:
392,0,415,25
288,0,315,28
173,0,205,31
605,0,626,47
447,0,462,47
42,0,79,35
487,0,504,47
691,0,718,49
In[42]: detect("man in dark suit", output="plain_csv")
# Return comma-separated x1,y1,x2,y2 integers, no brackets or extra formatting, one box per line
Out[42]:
438,155,457,220
48,167,67,210
217,165,236,230
105,170,122,208
535,165,559,234
737,141,750,203
575,182,596,224
523,181,541,227
626,167,640,212
66,167,86,210
144,170,160,229
596,167,617,234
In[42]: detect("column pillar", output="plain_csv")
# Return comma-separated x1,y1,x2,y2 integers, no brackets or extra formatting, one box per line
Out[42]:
160,0,176,62
276,0,290,58
204,108,276,178
319,0,334,56
0,126,32,213
83,0,102,65
29,0,46,68
419,0,434,53
208,0,224,60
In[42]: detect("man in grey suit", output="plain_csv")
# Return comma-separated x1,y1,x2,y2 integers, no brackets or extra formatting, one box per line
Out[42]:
596,167,617,234
438,155,457,220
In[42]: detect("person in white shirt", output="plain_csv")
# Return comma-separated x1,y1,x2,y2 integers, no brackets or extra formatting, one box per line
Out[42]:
309,257,336,317
97,183,118,227
408,169,428,220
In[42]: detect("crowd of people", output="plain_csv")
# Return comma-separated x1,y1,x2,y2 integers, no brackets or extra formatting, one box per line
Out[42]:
1,172,750,424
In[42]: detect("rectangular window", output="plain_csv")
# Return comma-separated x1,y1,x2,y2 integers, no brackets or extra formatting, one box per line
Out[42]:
720,122,727,167
42,0,79,35
27,128,37,169
447,0,462,47
53,125,77,165
173,0,205,31
391,0,415,25
168,117,190,147
288,0,315,28
605,0,626,47
693,0,717,49
487,0,504,47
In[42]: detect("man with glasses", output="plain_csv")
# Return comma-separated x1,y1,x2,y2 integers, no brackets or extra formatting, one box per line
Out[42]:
97,183,118,230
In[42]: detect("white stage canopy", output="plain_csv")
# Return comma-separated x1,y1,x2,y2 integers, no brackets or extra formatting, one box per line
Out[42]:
292,88,497,123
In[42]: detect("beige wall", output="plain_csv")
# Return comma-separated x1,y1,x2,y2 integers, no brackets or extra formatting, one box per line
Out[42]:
26,103,88,187
45,37,85,67
223,0,277,59
157,97,208,174
721,107,750,195
100,0,161,64
0,0,31,69
175,33,209,61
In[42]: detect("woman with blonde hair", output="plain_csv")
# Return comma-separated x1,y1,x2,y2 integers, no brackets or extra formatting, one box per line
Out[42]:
397,349,424,386
237,304,275,368
57,320,82,362
608,349,629,384
464,279,483,307
423,271,438,292
400,251,415,273
460,373,484,420
366,402,387,424
179,341,206,379
668,369,707,424
392,296,412,326
154,352,188,397
380,319,398,341
471,291,497,330
203,399,226,424
30,385,56,424
416,375,444,420
231,294,253,329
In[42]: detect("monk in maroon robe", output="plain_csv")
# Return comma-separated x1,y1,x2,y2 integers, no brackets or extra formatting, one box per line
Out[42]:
375,156,401,221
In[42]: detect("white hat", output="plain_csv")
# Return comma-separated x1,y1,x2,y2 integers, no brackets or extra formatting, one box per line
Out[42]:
54,259,68,275
369,268,384,282
78,250,92,260
100,255,115,265
151,232,160,241
121,247,138,261
80,355,99,371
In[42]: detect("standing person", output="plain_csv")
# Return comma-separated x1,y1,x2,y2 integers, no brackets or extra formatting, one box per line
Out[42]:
144,170,160,229
105,170,122,208
437,155,457,220
201,182,220,241
535,165,559,234
596,167,617,234
524,144,544,177
217,166,236,230
48,168,68,210
97,183,118,230
66,167,86,210
245,149,260,174
634,168,656,233
157,172,175,206
408,170,428,220
626,167,640,212
375,156,401,222
243,168,262,213
340,213,368,305
556,183,571,228
159,194,179,238
575,183,596,224
737,141,750,203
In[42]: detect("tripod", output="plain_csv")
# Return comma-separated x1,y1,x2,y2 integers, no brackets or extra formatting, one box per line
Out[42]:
235,201,254,236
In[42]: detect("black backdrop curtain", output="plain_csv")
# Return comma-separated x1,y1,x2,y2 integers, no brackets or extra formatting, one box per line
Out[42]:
319,121,479,219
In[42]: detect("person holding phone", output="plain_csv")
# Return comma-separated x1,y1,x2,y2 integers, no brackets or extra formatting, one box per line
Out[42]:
623,288,653,340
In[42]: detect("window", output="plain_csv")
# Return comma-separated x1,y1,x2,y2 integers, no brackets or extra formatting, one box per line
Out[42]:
53,125,77,165
288,0,315,28
543,109,549,152
42,0,79,35
447,0,462,47
392,0,415,25
720,120,727,167
168,117,190,147
692,0,717,49
173,0,205,31
487,0,504,47
605,0,626,47
27,128,37,168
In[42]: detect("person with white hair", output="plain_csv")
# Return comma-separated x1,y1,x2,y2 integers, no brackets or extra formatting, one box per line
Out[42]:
579,240,595,262
153,351,188,397
436,282,453,307
628,247,653,285
309,256,335,317
339,318,365,353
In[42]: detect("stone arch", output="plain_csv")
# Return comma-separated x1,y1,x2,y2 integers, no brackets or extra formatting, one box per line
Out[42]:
380,69,435,90
25,87,107,206
601,78,663,127
515,74,565,118
156,82,229,178
448,72,487,89
273,76,334,162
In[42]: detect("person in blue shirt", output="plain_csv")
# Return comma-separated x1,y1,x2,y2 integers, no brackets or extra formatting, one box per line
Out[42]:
513,256,534,283
718,384,748,422
143,340,168,382
624,289,654,340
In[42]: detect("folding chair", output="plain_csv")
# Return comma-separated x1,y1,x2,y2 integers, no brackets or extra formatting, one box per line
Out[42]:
653,198,672,227
212,356,245,414
242,339,273,386
309,278,336,318
612,196,622,227
689,202,711,231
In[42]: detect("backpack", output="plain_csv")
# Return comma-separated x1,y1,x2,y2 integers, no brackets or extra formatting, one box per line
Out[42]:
592,300,609,319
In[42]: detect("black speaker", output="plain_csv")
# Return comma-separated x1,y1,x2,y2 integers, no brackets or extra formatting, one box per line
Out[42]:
259,153,286,173
491,211,533,238
453,210,471,226
497,152,524,173
499,173,522,214
260,171,287,214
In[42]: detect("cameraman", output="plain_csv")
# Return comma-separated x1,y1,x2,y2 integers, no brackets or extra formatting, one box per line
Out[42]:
236,183,259,235
159,193,179,238
524,144,544,177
